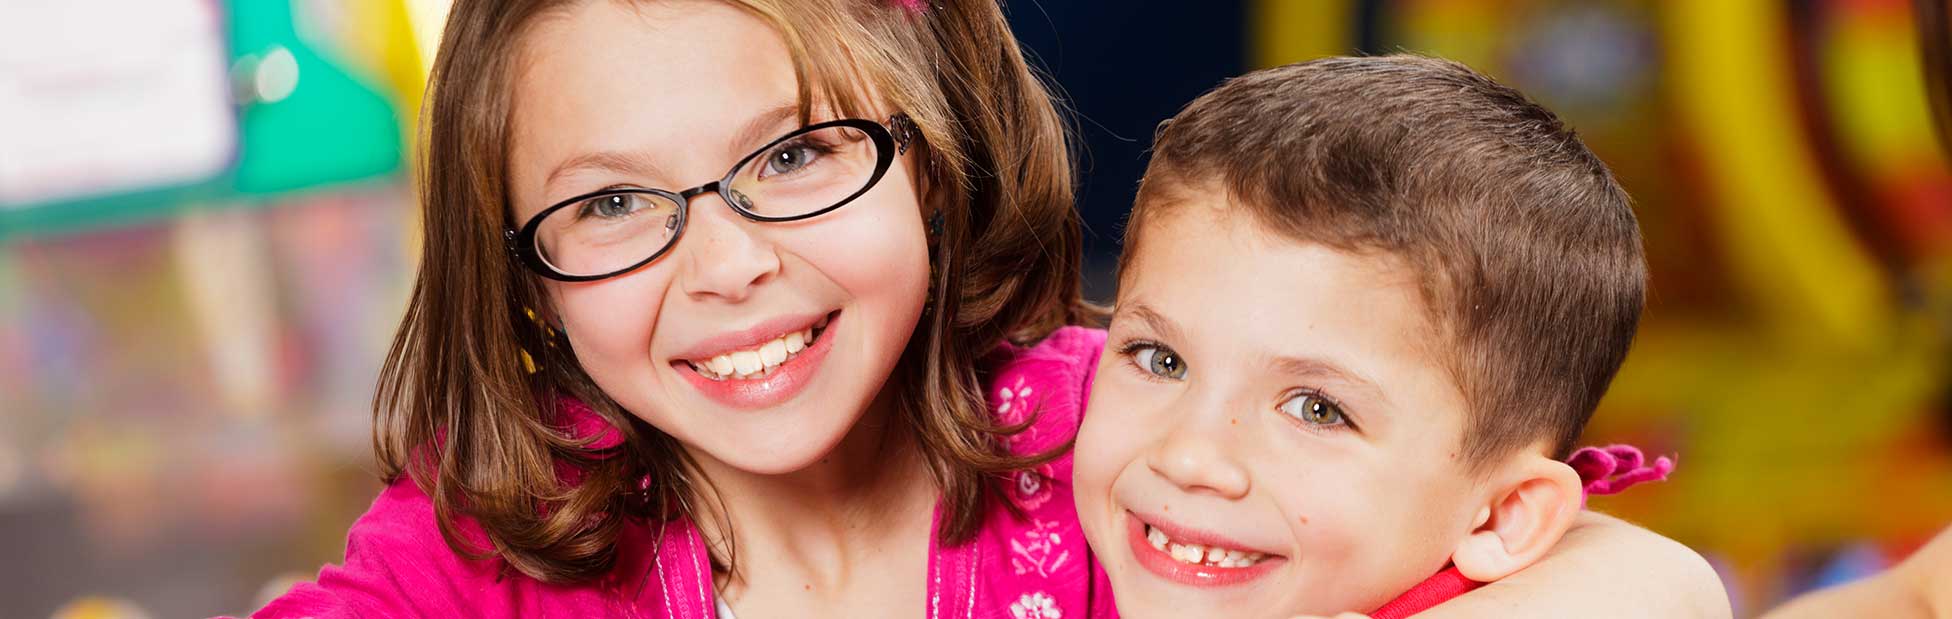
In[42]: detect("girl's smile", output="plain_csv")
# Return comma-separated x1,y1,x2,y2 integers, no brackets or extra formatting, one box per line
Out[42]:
671,309,838,409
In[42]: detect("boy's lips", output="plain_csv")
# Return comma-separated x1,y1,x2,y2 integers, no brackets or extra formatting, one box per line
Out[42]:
1124,510,1287,587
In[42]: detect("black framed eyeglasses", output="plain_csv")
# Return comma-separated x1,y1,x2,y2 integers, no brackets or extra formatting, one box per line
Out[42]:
507,113,922,282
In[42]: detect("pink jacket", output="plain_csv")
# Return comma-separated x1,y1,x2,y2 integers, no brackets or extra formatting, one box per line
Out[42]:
245,326,1115,619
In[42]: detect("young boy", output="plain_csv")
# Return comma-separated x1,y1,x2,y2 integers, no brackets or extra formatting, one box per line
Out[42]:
1073,55,1654,618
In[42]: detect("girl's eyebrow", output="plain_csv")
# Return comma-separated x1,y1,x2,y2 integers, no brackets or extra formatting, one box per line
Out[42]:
726,102,803,155
540,102,802,195
544,149,671,192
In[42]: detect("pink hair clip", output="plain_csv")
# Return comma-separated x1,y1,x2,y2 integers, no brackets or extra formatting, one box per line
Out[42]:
890,0,928,13
1567,444,1675,498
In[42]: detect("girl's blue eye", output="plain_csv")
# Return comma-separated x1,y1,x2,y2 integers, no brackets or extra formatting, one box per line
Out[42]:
759,141,823,178
579,193,646,220
1132,344,1188,380
1279,393,1347,427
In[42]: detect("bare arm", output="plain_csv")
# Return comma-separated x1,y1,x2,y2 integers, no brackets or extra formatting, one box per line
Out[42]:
1413,511,1731,619
1762,525,1952,619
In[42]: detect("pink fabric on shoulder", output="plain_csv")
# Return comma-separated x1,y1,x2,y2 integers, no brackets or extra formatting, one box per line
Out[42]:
241,475,676,618
929,325,1115,619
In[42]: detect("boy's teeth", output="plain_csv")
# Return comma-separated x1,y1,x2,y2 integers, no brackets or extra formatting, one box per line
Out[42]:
1145,524,1264,569
1175,544,1205,563
687,326,822,381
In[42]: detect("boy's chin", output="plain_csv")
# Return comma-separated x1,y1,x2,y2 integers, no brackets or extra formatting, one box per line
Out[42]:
1105,568,1306,619
1107,561,1394,619
1110,588,1300,619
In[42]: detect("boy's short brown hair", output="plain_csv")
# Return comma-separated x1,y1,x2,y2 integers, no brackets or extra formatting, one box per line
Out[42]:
1123,55,1645,467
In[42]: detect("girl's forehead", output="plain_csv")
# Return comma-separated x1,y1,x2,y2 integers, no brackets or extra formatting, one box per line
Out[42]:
517,1,799,130
508,0,805,202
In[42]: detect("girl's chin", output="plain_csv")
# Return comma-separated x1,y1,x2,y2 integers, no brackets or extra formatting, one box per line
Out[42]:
680,417,862,476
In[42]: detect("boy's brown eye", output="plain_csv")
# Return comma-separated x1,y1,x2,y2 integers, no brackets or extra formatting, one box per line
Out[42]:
1134,345,1188,380
1280,394,1345,427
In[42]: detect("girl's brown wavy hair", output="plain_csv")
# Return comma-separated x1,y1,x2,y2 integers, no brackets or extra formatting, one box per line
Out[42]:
375,0,1093,584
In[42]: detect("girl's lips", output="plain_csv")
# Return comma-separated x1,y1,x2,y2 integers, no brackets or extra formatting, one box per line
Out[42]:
670,311,831,362
674,311,838,409
1125,511,1287,588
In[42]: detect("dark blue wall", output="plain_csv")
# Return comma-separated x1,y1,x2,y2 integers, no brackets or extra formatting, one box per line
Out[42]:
1005,0,1247,298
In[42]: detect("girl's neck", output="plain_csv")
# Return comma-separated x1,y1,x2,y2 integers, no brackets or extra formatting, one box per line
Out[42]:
686,388,939,593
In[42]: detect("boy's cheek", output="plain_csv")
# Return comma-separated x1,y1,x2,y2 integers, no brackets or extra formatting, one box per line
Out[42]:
1262,463,1399,565
1276,468,1471,604
1071,408,1122,501
1074,395,1152,518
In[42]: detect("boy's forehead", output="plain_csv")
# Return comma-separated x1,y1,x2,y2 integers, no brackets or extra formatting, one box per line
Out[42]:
1115,200,1460,399
1122,197,1424,305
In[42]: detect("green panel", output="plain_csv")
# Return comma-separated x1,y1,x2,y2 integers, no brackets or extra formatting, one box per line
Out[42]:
229,0,403,195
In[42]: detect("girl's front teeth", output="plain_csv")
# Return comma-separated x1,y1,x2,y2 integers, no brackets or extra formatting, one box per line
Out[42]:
689,325,819,380
1145,524,1266,569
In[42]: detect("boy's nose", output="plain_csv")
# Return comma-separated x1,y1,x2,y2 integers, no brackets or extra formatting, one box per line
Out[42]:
676,193,781,302
1145,408,1250,499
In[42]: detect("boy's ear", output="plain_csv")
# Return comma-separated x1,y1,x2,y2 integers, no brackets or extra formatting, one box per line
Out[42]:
1451,456,1584,582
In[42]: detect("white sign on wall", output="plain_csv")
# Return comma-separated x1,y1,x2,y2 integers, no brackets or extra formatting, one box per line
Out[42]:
0,0,236,207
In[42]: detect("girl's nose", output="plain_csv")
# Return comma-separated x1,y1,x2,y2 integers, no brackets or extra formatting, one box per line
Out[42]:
676,192,781,302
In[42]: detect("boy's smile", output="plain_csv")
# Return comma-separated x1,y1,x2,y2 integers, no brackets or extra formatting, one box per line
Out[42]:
1074,197,1487,617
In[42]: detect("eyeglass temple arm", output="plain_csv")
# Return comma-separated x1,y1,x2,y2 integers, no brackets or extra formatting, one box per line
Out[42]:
889,113,920,155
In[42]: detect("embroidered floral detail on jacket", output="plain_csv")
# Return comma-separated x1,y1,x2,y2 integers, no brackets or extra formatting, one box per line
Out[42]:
1011,464,1056,511
1010,518,1071,578
1010,591,1062,619
996,376,1040,446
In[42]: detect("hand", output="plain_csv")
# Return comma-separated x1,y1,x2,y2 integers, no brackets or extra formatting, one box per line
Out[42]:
1415,511,1730,618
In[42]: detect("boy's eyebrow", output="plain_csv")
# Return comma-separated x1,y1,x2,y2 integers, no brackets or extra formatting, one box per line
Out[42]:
1268,354,1392,408
1113,302,1187,343
541,102,801,194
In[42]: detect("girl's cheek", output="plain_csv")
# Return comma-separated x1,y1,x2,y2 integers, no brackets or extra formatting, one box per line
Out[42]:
555,276,667,358
801,209,927,300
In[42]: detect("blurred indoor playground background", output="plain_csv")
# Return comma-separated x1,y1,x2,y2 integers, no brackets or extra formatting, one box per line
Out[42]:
1,0,1948,617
